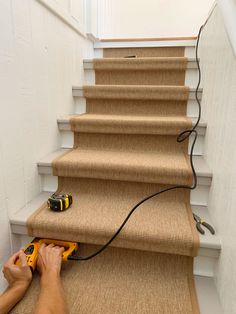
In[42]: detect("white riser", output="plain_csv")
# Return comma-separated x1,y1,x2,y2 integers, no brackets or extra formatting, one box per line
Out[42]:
94,46,196,59
84,68,199,88
74,96,201,119
194,255,217,277
59,129,205,156
185,47,196,58
93,40,196,49
191,185,210,207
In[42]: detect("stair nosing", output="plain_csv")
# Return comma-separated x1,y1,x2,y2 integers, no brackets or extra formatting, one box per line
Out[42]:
72,86,203,100
57,115,206,136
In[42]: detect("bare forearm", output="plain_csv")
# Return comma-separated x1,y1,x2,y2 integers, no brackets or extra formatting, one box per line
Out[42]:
0,284,28,314
35,274,68,314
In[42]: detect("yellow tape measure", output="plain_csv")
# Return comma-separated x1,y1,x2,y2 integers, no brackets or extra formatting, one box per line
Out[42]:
47,194,73,211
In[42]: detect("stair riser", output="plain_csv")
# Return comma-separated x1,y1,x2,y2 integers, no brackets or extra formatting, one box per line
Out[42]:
74,97,201,119
194,255,218,277
94,46,196,59
73,91,201,118
59,129,205,156
39,173,210,206
84,68,199,88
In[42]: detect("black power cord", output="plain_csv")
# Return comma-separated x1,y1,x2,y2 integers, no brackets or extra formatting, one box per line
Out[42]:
69,5,217,261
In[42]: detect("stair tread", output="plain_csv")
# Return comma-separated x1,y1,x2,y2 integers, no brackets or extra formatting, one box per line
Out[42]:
59,114,205,124
23,185,198,256
71,114,191,135
10,192,221,252
38,149,212,179
58,114,206,135
72,114,190,122
72,85,203,100
46,147,193,185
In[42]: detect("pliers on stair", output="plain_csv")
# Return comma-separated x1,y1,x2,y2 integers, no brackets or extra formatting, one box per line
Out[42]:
193,213,215,235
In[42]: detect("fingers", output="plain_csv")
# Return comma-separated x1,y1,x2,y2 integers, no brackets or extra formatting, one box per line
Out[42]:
5,250,22,266
54,245,65,252
38,242,46,254
39,243,57,252
40,243,65,252
40,243,47,249
58,246,65,255
19,251,28,267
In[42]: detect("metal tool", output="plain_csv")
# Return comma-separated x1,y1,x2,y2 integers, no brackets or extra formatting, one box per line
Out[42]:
193,213,215,235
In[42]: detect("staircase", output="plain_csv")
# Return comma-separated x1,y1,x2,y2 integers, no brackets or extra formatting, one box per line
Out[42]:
10,38,222,313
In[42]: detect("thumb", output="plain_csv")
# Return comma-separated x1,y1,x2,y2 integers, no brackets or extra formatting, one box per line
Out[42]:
19,251,28,267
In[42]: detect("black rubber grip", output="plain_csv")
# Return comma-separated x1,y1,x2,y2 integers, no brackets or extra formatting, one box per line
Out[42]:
202,222,215,235
196,222,205,235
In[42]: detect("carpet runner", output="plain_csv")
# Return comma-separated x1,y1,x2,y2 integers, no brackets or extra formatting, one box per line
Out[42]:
11,46,200,313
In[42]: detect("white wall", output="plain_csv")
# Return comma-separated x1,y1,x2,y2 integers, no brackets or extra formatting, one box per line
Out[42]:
219,0,236,57
98,0,215,39
0,0,92,291
200,6,236,314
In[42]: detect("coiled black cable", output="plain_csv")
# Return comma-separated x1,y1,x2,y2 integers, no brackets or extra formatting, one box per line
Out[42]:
69,5,217,261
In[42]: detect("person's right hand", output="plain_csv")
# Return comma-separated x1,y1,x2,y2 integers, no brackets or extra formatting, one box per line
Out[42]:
37,243,65,278
3,250,32,291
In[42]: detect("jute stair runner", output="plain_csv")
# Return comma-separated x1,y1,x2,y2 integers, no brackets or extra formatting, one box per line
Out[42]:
11,47,200,313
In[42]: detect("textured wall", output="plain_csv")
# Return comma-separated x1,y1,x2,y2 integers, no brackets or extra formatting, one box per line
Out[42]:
0,0,92,291
200,6,236,314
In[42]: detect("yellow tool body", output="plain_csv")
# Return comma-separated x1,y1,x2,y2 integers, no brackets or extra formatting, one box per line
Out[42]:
15,238,78,271
15,242,39,271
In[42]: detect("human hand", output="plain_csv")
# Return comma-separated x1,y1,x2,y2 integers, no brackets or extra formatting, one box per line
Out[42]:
3,250,32,291
37,243,65,279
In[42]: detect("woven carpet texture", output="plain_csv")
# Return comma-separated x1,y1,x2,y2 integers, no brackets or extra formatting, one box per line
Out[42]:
94,57,187,86
12,47,200,313
11,244,199,314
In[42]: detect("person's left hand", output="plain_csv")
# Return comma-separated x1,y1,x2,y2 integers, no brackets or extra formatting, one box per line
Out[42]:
3,250,32,291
